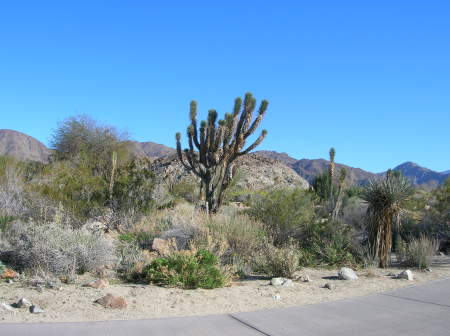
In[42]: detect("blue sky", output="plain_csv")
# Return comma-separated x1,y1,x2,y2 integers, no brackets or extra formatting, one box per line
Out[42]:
1,1,449,172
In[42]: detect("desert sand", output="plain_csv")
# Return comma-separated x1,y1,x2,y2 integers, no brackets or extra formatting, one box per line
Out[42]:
1,259,449,324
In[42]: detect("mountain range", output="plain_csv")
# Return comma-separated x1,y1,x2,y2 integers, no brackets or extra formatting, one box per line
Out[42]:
0,129,448,189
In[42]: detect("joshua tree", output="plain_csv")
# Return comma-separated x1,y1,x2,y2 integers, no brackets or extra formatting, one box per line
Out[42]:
362,171,413,268
176,93,268,213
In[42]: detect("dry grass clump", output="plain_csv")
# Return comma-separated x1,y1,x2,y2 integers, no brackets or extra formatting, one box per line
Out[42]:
397,235,439,269
253,239,300,278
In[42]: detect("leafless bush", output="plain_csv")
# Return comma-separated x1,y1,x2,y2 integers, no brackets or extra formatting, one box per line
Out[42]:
397,235,439,269
5,221,115,277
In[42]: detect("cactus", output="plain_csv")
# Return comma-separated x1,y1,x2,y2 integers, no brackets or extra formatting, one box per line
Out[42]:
176,93,268,213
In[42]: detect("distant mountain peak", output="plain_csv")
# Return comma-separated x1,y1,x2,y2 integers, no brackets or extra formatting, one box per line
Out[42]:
0,129,50,163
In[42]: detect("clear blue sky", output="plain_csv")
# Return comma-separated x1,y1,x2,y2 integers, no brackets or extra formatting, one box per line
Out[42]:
1,1,449,172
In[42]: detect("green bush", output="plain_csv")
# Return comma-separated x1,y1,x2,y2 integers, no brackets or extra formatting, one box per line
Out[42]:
0,261,5,274
299,220,361,267
248,188,315,245
143,249,227,289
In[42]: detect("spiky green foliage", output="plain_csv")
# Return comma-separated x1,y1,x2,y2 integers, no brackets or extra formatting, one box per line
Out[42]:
176,93,268,213
362,173,414,268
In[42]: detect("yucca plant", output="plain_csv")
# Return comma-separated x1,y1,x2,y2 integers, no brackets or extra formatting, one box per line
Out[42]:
362,171,414,268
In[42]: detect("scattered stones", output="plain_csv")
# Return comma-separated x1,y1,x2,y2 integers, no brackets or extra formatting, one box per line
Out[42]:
95,293,127,309
270,277,293,286
29,305,45,314
397,270,414,281
272,295,281,300
338,267,358,280
323,283,336,290
17,298,32,308
83,279,109,289
0,268,18,280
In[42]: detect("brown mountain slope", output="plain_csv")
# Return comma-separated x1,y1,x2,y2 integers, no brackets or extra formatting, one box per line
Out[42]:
0,129,50,163
126,141,175,159
150,153,309,192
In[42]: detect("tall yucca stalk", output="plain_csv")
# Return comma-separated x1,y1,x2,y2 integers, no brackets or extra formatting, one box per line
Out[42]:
362,172,413,268
176,93,268,213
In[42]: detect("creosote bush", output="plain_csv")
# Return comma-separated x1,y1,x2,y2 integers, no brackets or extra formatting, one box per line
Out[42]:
143,249,227,289
253,240,300,278
397,235,439,269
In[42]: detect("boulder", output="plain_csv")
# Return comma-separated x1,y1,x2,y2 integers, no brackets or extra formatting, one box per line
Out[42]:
83,279,108,289
397,270,414,280
270,277,285,286
95,293,127,309
29,305,45,314
338,267,358,280
324,283,336,290
17,298,32,308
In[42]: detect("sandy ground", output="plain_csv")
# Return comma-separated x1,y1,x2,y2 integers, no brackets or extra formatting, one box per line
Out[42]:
1,257,449,323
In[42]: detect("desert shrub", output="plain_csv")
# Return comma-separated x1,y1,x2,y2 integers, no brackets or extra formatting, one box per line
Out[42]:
205,213,267,265
5,221,114,277
118,231,154,249
248,188,315,245
253,240,299,278
0,260,5,273
143,249,227,289
299,220,361,267
397,235,439,269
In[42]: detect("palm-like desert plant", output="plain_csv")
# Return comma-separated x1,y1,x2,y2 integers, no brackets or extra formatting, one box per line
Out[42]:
362,171,413,268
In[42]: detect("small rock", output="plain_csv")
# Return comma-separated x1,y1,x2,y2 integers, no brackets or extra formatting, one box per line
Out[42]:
95,293,127,309
324,283,336,290
1,302,15,313
272,295,281,300
270,277,293,286
425,268,432,273
397,270,414,280
36,286,44,293
439,252,445,256
17,298,32,308
6,279,13,284
282,279,293,287
0,268,18,280
29,305,45,314
338,267,358,280
83,279,108,289
270,277,286,286
300,275,311,282
387,272,397,277
46,279,62,290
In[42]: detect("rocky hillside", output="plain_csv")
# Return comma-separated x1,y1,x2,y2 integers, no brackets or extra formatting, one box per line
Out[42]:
0,129,50,163
150,153,309,193
256,150,377,185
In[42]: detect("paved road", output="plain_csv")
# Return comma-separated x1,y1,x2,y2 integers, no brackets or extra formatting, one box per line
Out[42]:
1,278,449,336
